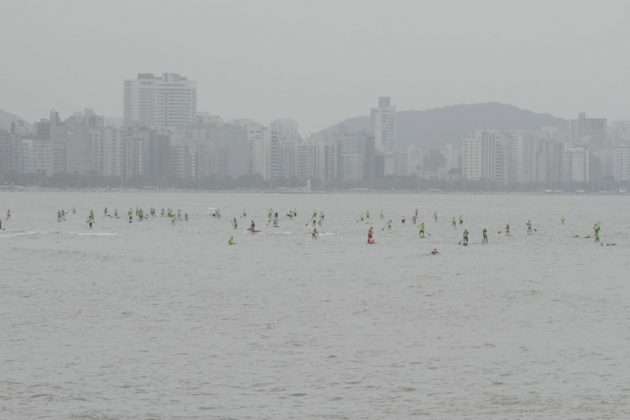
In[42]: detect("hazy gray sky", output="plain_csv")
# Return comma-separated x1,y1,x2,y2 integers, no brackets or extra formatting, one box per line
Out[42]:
1,0,628,134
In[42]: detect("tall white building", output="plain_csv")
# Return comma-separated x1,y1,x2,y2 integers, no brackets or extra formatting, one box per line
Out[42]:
124,73,197,128
90,127,126,178
245,122,272,180
565,146,590,183
270,119,300,180
462,130,498,181
371,97,397,153
508,131,538,184
614,146,630,182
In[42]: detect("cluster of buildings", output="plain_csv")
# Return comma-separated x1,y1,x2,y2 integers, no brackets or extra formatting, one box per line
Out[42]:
1,72,630,188
462,114,630,185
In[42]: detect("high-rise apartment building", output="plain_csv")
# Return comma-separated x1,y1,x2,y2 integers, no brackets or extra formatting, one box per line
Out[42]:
570,112,607,149
124,73,197,128
270,119,300,181
223,124,250,178
565,146,590,183
0,130,12,173
614,146,630,182
462,130,498,181
336,132,374,182
245,122,271,180
371,97,397,153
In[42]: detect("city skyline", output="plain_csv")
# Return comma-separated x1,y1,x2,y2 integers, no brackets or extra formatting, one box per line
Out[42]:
2,86,630,188
2,0,630,134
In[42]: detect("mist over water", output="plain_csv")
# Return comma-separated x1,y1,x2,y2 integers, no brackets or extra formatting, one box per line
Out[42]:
2,191,629,418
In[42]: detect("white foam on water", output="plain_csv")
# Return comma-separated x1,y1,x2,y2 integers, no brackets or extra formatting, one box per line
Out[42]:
68,232,121,237
0,230,54,238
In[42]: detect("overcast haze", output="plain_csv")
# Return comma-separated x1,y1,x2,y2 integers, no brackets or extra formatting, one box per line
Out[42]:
1,0,629,134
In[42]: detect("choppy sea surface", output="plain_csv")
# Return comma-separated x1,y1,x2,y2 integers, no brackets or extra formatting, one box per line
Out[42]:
1,191,630,419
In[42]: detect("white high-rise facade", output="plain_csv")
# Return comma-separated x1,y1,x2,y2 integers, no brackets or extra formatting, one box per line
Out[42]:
566,146,590,183
614,146,630,182
124,73,197,128
371,97,397,153
245,122,272,181
462,130,498,181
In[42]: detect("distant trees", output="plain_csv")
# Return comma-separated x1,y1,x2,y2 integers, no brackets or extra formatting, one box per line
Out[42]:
0,170,629,192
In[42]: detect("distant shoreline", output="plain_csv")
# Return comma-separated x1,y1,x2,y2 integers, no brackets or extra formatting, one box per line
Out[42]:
0,186,628,196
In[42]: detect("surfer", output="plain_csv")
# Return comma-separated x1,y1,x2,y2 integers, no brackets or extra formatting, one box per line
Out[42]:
458,215,464,226
431,248,439,256
367,226,375,244
418,222,426,238
451,217,457,229
433,211,438,222
505,224,511,236
526,220,533,234
232,218,238,230
228,236,236,245
593,223,601,243
386,219,393,231
463,229,469,246
482,228,488,244
312,227,319,239
250,220,256,232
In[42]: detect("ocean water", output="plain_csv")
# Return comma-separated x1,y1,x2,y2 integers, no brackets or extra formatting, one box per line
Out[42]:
1,191,629,419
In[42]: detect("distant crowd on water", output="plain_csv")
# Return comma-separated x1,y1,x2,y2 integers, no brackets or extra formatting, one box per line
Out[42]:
0,204,615,252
